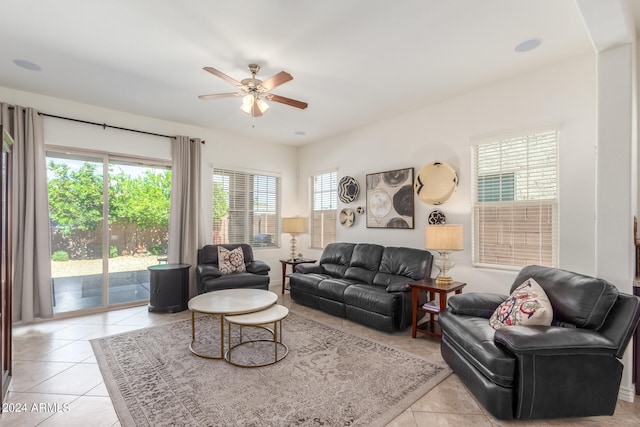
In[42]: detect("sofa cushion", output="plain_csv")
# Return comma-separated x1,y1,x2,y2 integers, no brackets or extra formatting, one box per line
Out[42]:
513,265,619,330
217,246,246,274
289,272,329,295
344,284,399,316
317,278,356,302
490,278,553,330
439,312,517,388
373,247,432,286
344,243,384,284
319,242,355,278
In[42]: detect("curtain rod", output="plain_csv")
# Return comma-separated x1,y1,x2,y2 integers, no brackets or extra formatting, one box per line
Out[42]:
6,106,204,143
38,112,205,144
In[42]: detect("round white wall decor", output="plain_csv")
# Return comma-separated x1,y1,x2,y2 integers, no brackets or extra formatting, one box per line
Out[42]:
338,176,360,203
339,208,355,227
414,161,458,205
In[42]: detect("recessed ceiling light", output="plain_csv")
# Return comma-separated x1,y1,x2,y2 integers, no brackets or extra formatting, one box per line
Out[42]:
13,59,42,71
515,38,542,53
294,131,306,136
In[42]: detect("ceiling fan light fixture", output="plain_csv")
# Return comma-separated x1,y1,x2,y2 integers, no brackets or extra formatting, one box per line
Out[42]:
240,94,269,117
240,94,254,114
256,98,270,114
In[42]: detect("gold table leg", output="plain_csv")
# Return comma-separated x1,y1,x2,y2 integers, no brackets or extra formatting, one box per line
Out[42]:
189,311,225,360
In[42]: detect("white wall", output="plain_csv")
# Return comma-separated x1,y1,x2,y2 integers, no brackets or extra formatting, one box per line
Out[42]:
0,85,299,281
0,54,601,292
298,54,597,294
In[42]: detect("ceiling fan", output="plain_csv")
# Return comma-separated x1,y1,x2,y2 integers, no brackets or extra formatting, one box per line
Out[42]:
198,64,308,117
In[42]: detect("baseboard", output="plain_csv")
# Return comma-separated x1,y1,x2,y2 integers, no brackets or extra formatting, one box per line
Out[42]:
618,384,636,402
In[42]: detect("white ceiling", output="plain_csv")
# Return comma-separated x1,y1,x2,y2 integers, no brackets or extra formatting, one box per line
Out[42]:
0,1,599,145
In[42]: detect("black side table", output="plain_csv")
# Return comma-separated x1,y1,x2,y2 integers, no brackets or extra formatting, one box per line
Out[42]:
148,263,190,313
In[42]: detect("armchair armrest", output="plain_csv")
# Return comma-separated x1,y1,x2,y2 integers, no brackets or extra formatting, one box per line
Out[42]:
295,263,323,274
494,325,622,419
495,326,618,356
447,293,508,318
196,264,222,280
246,260,270,275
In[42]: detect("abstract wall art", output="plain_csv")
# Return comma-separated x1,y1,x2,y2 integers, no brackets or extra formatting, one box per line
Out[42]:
366,167,414,229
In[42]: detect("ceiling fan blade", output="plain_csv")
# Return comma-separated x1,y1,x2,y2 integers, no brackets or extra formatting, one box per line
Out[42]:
268,94,308,110
203,66,242,87
260,71,293,91
198,93,241,100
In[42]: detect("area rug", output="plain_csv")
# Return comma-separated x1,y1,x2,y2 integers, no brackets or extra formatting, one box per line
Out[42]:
91,312,451,426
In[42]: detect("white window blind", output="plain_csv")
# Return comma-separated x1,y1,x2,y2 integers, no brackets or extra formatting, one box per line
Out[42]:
472,130,558,269
310,170,337,248
212,168,280,247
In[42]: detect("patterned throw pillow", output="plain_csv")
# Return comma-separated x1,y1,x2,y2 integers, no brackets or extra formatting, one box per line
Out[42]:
489,278,553,330
217,246,246,275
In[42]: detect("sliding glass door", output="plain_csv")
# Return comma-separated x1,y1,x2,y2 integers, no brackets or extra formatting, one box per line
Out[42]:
107,158,171,305
47,150,170,314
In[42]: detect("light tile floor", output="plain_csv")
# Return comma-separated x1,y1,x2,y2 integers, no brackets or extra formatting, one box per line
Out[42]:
2,284,640,426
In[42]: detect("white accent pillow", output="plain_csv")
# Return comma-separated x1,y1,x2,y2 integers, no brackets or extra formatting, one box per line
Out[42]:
218,246,246,275
489,278,553,330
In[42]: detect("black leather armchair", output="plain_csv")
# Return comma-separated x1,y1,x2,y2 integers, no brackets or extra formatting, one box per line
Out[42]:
196,244,270,294
439,265,640,420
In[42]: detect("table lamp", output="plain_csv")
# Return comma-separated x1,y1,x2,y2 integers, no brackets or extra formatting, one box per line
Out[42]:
425,224,464,285
282,217,307,260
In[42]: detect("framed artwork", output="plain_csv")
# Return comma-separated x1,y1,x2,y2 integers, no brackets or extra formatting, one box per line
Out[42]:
366,167,414,229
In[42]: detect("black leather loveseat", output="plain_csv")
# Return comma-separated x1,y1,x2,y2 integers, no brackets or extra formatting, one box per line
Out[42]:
439,265,640,420
289,242,433,332
196,244,270,294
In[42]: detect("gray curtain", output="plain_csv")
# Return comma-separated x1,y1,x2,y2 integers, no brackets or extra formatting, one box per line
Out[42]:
168,136,205,297
1,103,53,322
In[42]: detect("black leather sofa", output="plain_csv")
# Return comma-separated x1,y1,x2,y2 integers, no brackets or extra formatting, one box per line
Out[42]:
439,265,640,420
289,242,433,332
196,244,270,294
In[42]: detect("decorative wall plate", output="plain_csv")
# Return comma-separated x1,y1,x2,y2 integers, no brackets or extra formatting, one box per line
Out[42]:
338,176,360,203
339,208,355,227
428,209,446,225
356,206,365,215
414,161,458,205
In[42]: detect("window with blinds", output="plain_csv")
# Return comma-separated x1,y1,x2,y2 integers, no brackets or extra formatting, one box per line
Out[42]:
310,170,337,248
472,130,558,269
212,168,280,248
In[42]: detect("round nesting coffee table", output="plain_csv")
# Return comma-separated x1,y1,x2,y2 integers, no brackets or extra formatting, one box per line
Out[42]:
225,304,289,368
188,289,278,360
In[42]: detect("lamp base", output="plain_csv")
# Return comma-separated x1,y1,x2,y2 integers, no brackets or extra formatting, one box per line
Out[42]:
434,250,455,286
435,276,454,286
289,234,298,261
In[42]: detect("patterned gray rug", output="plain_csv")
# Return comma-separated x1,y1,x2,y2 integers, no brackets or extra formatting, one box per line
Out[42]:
91,312,450,426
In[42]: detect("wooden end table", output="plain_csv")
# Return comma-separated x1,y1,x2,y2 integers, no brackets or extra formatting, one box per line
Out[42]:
279,258,317,294
409,278,466,339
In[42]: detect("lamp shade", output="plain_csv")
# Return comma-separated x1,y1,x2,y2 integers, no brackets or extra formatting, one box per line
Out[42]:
425,224,464,251
282,217,307,234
